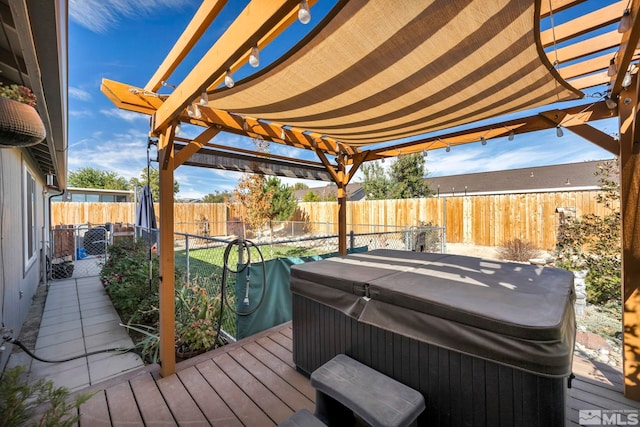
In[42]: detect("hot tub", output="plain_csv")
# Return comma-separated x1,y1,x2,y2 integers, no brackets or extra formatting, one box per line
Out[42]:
290,249,575,426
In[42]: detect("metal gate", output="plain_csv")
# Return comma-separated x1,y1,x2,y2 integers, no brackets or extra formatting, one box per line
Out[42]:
49,224,109,280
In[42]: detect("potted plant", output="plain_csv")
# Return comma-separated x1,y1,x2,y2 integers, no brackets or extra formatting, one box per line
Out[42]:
174,281,221,359
0,82,46,147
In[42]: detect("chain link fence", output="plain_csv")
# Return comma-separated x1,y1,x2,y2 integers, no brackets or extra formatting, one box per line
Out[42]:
49,224,111,280
161,224,445,340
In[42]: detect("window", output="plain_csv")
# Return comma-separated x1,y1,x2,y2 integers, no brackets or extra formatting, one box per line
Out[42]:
86,194,99,202
71,193,85,202
24,166,37,270
101,195,115,202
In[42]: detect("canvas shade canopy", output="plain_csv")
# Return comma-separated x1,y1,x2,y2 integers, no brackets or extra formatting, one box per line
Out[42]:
100,0,640,398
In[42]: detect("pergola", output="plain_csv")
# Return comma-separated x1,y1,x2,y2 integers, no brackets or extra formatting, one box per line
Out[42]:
101,0,640,399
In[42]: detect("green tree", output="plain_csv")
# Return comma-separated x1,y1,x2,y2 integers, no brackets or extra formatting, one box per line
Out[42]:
389,153,433,199
68,167,130,190
202,190,232,203
130,167,179,201
302,190,321,202
291,182,309,191
555,160,620,304
265,177,297,237
361,161,390,200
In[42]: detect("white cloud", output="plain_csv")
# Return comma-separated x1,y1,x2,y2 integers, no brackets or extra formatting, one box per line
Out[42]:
69,0,194,33
69,86,92,101
68,128,150,179
69,109,94,118
100,108,149,122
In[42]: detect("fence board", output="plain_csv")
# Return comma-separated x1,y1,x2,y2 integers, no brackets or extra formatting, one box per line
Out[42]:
52,191,615,251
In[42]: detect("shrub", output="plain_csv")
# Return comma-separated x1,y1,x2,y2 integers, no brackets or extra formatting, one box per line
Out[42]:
0,83,37,107
100,239,160,325
497,238,540,262
554,160,621,304
0,365,92,427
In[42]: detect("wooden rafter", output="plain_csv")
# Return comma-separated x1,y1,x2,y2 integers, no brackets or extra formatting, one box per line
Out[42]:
547,31,621,65
174,127,220,168
370,102,617,159
152,0,300,134
539,110,619,155
145,0,228,93
610,0,640,96
540,0,625,48
540,0,586,18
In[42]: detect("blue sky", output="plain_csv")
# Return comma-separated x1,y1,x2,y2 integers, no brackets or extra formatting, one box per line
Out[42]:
68,0,616,199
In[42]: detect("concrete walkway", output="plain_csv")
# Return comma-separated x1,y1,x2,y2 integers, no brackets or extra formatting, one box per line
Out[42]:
7,275,144,392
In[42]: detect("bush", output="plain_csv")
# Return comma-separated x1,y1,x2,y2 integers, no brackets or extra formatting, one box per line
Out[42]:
100,239,160,325
497,238,540,262
0,365,92,427
554,160,621,304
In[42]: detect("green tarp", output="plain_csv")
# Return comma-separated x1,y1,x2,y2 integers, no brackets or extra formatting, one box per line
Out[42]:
235,248,367,339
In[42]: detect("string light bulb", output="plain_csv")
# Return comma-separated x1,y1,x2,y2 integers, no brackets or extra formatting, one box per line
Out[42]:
187,105,195,118
607,58,618,77
445,143,451,152
224,70,235,88
422,149,428,158
175,123,182,135
199,91,208,106
194,104,202,119
556,125,563,138
480,136,487,146
605,96,617,110
619,9,631,33
508,130,515,141
281,128,286,140
622,69,633,88
298,0,311,24
249,45,260,68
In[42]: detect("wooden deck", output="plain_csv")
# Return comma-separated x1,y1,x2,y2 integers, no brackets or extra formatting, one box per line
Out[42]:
72,322,639,426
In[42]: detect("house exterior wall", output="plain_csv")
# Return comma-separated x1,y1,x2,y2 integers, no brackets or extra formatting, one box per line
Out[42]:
0,148,47,370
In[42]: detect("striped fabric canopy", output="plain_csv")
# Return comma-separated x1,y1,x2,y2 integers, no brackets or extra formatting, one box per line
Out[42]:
207,0,581,146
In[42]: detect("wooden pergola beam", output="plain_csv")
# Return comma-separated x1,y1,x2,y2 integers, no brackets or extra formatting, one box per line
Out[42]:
152,0,300,134
610,0,640,96
540,0,586,18
539,110,620,155
174,127,221,168
547,31,621,65
540,0,625,48
157,124,177,377
145,0,228,93
371,102,617,158
619,73,640,400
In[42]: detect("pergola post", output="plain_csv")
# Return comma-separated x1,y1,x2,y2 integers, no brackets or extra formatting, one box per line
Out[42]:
619,73,640,400
158,127,176,377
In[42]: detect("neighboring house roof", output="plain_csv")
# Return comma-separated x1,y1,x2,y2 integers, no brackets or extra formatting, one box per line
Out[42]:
296,159,613,201
1,1,68,188
294,183,365,201
426,160,614,197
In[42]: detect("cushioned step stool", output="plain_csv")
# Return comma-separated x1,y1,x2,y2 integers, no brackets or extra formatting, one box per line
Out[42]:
311,354,425,427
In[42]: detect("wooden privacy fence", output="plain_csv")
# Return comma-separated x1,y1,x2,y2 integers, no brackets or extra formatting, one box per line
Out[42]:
52,190,613,250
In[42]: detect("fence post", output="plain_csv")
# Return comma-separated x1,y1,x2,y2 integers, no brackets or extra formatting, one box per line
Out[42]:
291,221,294,238
405,225,410,251
349,230,354,252
185,234,190,285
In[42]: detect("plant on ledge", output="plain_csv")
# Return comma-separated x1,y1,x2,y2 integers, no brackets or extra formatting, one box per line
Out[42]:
0,82,45,148
0,83,37,107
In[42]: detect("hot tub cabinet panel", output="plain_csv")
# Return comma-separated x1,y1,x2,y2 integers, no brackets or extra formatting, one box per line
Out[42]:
290,250,575,427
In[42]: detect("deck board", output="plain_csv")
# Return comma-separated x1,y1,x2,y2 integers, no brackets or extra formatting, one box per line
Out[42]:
79,390,111,427
155,373,209,425
128,373,177,426
176,366,242,427
196,358,276,426
104,382,144,426
214,352,294,424
73,322,639,426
